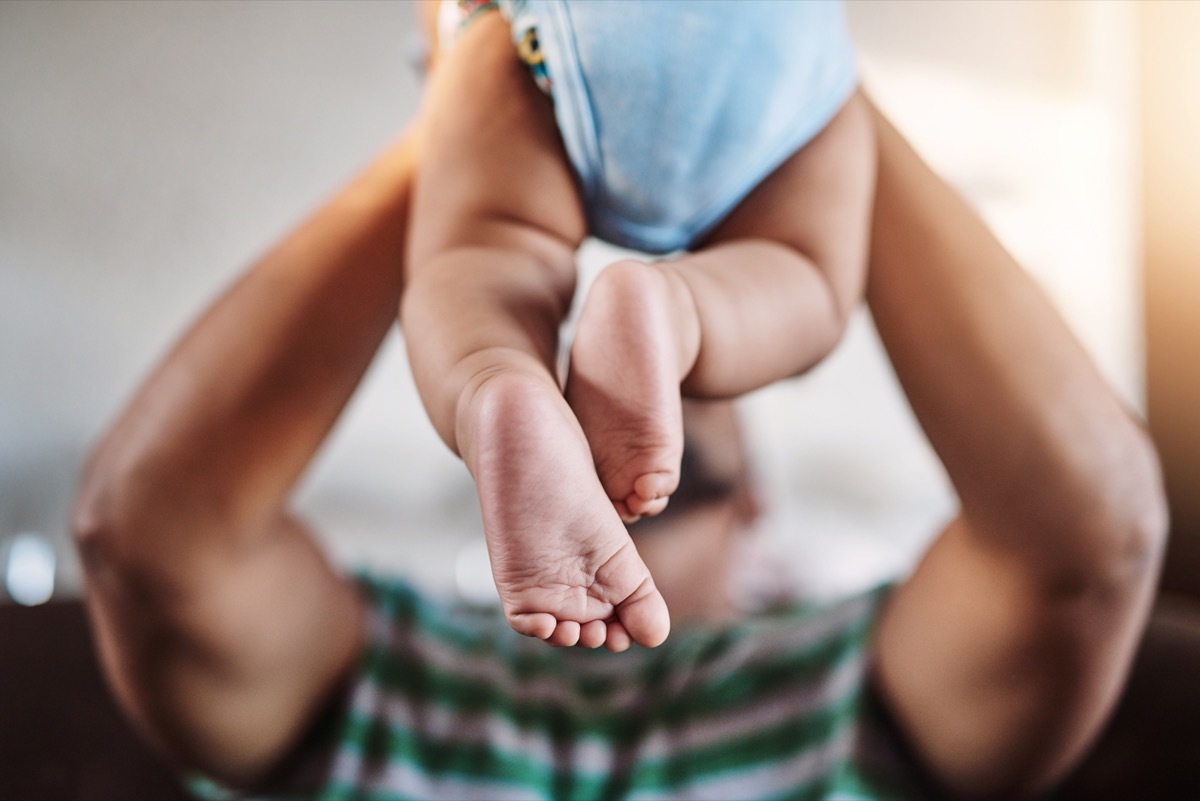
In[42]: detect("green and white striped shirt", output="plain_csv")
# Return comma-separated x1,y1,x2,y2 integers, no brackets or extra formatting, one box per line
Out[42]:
288,574,927,801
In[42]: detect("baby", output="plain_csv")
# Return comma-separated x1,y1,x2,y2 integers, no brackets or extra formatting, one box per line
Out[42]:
401,0,874,651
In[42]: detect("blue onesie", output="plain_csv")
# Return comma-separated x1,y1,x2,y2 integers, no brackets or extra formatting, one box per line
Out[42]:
473,0,859,254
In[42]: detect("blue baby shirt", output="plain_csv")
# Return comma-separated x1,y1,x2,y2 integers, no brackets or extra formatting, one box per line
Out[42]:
505,0,859,253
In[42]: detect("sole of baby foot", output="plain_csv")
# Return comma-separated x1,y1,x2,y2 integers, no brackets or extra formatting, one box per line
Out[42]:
464,369,671,650
567,260,697,522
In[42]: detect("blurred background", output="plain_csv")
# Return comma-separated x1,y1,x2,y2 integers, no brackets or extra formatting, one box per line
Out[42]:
0,0,1198,794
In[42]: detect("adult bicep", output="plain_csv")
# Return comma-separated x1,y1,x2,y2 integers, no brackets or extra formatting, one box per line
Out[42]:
872,516,1151,800
85,514,364,789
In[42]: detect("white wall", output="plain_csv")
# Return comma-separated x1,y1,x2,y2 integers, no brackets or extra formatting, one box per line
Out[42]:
0,1,1141,602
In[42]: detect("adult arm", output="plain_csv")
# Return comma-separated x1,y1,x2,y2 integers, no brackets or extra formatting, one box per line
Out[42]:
866,103,1168,799
72,133,416,786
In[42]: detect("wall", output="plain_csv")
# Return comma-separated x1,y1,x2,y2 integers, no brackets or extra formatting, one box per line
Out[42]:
1141,1,1200,596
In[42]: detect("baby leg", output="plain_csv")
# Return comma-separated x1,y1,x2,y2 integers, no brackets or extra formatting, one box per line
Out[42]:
568,91,876,516
566,260,699,521
402,12,668,649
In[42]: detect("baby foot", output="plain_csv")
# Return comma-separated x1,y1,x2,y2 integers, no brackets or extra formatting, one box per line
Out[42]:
567,260,699,521
462,369,670,650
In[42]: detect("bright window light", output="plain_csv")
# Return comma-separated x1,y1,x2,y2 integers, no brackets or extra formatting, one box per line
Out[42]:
5,532,56,606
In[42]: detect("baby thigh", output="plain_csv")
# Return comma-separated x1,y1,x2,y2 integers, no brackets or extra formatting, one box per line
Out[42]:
677,90,877,395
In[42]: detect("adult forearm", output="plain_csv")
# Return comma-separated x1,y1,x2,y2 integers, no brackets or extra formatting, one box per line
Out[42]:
74,134,415,574
865,108,1165,578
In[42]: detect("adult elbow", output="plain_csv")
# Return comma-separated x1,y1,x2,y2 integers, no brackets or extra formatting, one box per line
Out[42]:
72,447,134,573
71,440,166,582
1060,424,1169,602
1105,425,1169,577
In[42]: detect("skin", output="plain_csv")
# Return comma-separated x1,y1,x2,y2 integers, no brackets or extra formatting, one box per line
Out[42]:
624,399,765,628
400,10,874,649
865,106,1166,799
71,34,1166,801
72,135,415,783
